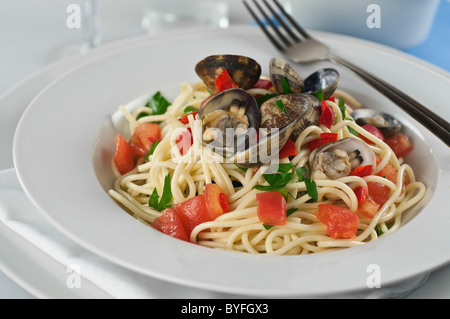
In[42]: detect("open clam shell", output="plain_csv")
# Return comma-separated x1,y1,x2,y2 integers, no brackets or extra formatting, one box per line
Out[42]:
350,108,402,137
269,57,304,94
195,55,261,94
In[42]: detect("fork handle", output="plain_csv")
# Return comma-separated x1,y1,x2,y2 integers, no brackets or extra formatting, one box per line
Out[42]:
330,55,450,147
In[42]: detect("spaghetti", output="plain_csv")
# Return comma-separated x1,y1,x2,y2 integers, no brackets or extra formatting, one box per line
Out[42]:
108,64,426,256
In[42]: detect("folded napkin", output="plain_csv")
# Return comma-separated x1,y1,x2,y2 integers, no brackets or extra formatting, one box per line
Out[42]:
0,168,429,299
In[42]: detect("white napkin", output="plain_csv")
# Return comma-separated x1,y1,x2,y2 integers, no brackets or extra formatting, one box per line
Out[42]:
0,168,429,299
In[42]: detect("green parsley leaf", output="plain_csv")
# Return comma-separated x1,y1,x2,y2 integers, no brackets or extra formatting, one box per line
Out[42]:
281,76,293,94
315,88,324,101
276,163,295,173
256,93,277,107
287,208,298,216
295,167,308,181
295,166,318,201
234,163,248,173
338,96,346,120
304,179,318,201
144,140,159,162
137,91,171,120
274,99,289,115
263,172,293,187
183,105,199,114
263,224,274,230
148,173,173,211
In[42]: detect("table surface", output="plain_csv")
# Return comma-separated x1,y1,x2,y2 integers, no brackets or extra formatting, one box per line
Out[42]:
1,0,449,299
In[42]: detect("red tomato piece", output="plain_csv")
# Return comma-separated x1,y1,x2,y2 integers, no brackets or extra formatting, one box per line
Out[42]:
176,128,193,155
178,111,199,125
359,124,384,145
215,69,239,92
204,183,230,220
252,78,273,90
128,123,161,157
319,100,335,128
350,164,373,177
316,204,359,239
172,195,210,236
353,186,367,204
279,139,297,158
113,134,135,175
308,133,338,152
385,133,413,158
152,208,189,242
256,191,287,226
357,194,380,218
367,181,390,206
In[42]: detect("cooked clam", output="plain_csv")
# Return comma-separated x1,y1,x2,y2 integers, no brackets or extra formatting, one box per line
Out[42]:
269,57,304,94
260,93,321,142
310,137,376,180
350,109,402,138
195,55,261,94
304,68,339,100
198,88,260,153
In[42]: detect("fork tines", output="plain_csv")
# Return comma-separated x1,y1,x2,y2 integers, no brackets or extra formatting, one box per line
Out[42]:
243,0,310,50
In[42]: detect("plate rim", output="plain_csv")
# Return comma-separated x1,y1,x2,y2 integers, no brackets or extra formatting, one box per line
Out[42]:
12,25,450,297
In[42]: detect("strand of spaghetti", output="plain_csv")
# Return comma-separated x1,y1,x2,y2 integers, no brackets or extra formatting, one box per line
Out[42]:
229,167,264,202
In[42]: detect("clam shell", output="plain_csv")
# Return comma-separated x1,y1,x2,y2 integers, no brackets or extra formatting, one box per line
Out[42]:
195,55,261,94
269,58,304,94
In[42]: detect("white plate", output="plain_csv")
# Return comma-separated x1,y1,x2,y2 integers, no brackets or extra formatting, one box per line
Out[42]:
13,25,450,297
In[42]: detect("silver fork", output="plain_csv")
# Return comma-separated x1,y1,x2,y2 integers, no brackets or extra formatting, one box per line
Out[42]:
244,0,450,147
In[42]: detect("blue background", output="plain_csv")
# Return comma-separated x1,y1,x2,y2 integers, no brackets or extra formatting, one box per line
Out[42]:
406,0,450,72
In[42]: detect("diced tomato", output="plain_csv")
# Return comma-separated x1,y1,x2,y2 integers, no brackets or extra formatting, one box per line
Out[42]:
178,111,199,125
375,155,410,190
353,186,367,204
385,133,413,158
252,78,273,90
256,191,287,226
204,183,230,220
327,96,336,103
316,204,359,239
319,100,335,128
308,133,338,152
128,123,161,157
279,139,297,158
215,69,239,92
113,134,135,175
152,208,189,242
357,194,380,218
367,181,390,206
350,164,373,177
176,128,193,155
359,124,384,145
172,195,210,236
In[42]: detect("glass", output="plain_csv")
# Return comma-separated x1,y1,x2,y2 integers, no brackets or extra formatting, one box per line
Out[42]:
142,0,229,33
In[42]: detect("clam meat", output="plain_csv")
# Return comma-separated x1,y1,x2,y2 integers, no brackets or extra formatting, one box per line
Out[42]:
310,137,376,180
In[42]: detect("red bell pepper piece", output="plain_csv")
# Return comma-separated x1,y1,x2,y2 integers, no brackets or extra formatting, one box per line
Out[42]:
353,186,367,204
350,164,373,177
251,78,273,90
215,69,238,92
178,111,199,125
319,100,335,128
279,139,297,158
308,133,338,152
